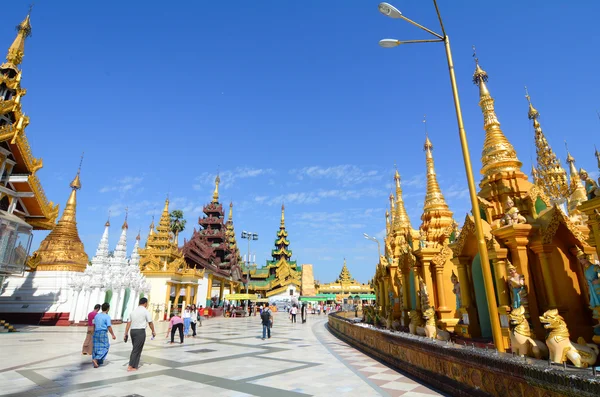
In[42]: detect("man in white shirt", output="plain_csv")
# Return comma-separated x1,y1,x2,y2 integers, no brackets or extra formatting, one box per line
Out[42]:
124,297,156,371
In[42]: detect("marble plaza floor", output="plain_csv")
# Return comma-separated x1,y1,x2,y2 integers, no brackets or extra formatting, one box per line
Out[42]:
0,313,446,397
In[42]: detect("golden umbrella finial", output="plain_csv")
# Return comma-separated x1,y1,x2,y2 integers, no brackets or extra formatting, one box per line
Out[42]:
70,152,84,190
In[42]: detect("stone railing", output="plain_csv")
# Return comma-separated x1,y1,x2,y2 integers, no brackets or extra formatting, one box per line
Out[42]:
327,313,600,397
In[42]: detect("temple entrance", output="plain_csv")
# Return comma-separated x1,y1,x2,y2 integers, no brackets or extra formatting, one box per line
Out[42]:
471,253,492,338
409,269,417,309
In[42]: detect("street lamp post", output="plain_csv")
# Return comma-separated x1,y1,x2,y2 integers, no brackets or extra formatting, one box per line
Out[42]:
241,230,258,311
363,233,382,258
377,1,505,352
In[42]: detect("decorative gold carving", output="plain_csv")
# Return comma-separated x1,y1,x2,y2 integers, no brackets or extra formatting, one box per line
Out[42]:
451,214,475,256
541,205,586,245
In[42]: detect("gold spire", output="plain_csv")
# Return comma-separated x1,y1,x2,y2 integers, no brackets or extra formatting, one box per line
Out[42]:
420,135,453,243
388,190,395,226
280,203,285,227
228,201,233,221
26,157,88,271
472,50,523,179
122,207,129,230
595,145,600,171
385,210,390,235
338,258,353,282
157,198,170,236
526,87,572,202
149,215,155,236
565,143,587,214
212,174,220,203
2,7,32,70
393,169,412,232
531,165,540,186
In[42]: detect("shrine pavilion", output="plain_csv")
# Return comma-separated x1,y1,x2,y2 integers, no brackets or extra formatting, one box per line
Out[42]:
314,259,374,304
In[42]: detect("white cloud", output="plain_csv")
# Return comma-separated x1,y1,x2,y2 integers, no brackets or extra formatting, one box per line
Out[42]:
258,188,386,206
401,173,425,188
100,176,144,194
290,165,381,186
193,167,275,190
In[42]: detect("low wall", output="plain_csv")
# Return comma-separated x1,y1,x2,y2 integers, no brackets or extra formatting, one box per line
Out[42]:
328,313,600,397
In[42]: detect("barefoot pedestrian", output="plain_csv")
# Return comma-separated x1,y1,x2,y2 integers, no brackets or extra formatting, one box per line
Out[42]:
124,298,156,372
82,304,100,355
92,303,116,368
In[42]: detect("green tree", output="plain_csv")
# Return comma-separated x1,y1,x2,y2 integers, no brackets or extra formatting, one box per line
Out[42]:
170,210,186,235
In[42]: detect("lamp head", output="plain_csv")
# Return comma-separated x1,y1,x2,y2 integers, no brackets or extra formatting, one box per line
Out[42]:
378,2,402,18
379,39,401,48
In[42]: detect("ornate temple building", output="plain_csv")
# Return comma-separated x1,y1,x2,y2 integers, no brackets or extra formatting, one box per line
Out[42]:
245,205,303,300
373,54,600,352
0,162,87,325
139,198,205,320
0,11,58,278
68,215,150,324
182,176,244,307
315,259,373,301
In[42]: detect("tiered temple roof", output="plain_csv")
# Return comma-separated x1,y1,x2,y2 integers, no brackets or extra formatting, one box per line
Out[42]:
246,204,302,297
317,259,373,295
26,162,88,271
139,199,186,273
182,176,243,281
0,11,58,229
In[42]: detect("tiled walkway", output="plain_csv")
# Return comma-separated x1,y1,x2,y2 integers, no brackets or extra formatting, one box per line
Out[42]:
0,313,445,396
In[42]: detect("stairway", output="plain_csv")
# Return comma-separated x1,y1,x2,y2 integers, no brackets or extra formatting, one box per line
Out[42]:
0,319,17,332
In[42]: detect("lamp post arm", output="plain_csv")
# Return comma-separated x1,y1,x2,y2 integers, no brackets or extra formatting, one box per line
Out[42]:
432,0,447,38
399,15,443,39
442,35,505,352
397,39,444,45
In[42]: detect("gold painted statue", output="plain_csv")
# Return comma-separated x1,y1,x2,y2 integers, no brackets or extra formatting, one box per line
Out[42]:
579,168,600,200
451,270,461,311
508,306,548,359
408,310,425,336
422,307,451,341
507,261,529,315
539,309,599,368
500,197,526,226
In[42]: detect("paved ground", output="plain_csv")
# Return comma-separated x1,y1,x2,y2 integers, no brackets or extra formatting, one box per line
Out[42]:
0,313,445,397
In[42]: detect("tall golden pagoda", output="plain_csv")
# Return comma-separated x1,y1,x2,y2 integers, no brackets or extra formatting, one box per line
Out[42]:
139,199,185,272
27,159,88,272
0,10,58,231
450,55,595,345
413,135,457,329
565,147,588,223
317,258,373,298
472,56,530,217
526,89,573,205
139,198,202,319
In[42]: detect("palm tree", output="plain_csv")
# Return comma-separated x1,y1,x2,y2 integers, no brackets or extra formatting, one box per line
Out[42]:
170,210,186,243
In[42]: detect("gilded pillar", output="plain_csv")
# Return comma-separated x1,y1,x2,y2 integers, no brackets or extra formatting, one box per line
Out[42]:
487,248,510,308
173,283,181,310
412,266,421,311
402,266,410,310
579,198,600,259
206,273,213,304
382,276,390,311
388,265,401,318
434,266,447,309
165,282,172,311
530,243,558,309
185,284,192,307
219,281,225,303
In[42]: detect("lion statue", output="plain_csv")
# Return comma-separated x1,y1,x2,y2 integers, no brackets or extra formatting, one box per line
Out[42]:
422,307,451,341
539,309,598,368
408,310,426,336
508,306,548,359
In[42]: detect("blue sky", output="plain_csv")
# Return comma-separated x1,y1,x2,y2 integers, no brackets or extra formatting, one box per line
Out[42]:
4,1,600,284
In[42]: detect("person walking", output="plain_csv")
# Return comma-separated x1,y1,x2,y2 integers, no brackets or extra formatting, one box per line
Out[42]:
92,303,116,368
168,312,184,344
124,297,156,372
261,304,273,340
190,304,197,337
82,304,100,355
290,304,297,323
182,306,192,337
197,305,203,327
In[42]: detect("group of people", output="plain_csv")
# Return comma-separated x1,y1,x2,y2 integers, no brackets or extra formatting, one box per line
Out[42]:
82,298,156,371
166,304,204,344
